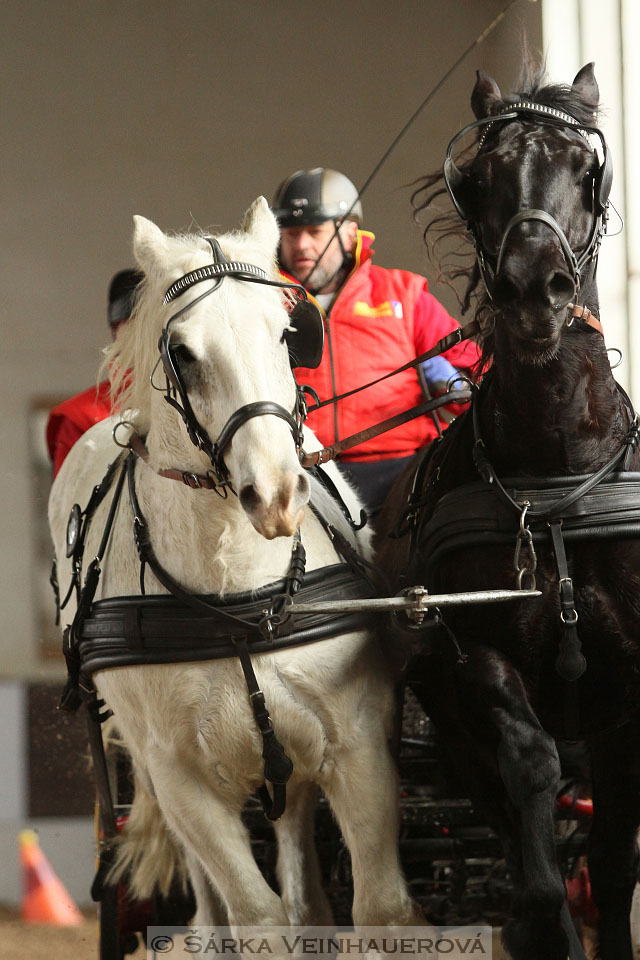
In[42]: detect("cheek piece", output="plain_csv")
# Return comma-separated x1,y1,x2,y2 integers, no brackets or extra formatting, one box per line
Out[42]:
443,104,612,301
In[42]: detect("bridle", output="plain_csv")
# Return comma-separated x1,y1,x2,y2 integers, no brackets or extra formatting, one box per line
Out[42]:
148,236,323,496
443,102,613,304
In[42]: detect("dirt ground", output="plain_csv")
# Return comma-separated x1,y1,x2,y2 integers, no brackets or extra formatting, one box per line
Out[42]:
1,909,638,960
0,910,509,960
0,908,144,960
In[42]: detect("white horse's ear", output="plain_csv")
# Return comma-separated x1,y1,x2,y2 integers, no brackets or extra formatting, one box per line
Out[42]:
241,197,280,261
132,215,170,272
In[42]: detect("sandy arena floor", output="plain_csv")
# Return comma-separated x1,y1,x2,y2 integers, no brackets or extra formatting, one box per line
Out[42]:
0,908,144,960
2,909,639,960
0,910,510,960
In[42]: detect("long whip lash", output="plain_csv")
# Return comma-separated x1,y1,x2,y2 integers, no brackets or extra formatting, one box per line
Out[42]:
303,0,525,288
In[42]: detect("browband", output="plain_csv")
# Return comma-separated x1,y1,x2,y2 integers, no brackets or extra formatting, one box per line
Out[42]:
163,260,269,304
477,101,591,151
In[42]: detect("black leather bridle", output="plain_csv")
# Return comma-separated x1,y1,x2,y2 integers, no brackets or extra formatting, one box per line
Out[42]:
443,102,613,302
157,237,323,495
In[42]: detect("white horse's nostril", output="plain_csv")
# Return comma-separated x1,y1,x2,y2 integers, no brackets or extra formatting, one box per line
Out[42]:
239,482,261,514
239,471,309,538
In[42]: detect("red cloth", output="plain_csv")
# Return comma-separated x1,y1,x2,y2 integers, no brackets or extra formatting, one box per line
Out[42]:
288,232,479,461
46,381,112,478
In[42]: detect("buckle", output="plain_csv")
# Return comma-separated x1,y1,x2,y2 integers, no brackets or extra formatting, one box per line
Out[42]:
182,472,202,488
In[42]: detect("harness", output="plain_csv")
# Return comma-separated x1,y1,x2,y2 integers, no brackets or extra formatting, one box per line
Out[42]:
57,238,382,823
401,370,640,738
59,448,377,819
442,101,612,305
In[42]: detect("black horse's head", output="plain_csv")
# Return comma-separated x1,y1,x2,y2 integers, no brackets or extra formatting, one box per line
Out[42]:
439,63,611,366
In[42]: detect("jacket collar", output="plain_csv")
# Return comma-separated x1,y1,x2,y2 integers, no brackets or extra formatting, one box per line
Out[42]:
278,229,375,307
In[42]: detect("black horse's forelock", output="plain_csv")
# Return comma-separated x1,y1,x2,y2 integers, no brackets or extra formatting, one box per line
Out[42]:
412,66,600,372
508,65,600,126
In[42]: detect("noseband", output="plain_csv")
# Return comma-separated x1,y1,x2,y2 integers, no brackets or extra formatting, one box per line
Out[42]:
155,237,313,495
443,102,612,304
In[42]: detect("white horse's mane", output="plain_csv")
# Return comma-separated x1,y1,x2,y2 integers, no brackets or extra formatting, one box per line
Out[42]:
103,222,279,434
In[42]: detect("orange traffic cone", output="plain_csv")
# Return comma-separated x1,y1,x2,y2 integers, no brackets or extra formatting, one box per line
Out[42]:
18,829,83,926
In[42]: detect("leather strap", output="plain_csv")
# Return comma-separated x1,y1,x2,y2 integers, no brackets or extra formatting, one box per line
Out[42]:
233,636,293,821
568,303,604,336
301,386,471,468
128,432,222,490
305,319,480,414
549,519,586,742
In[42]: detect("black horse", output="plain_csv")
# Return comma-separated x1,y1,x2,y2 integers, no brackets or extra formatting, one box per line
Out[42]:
377,64,640,960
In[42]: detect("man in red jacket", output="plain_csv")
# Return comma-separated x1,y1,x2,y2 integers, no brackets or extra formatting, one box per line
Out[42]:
46,269,142,478
272,168,479,511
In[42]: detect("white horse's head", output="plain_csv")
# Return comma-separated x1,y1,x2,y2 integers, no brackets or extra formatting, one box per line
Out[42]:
109,198,311,539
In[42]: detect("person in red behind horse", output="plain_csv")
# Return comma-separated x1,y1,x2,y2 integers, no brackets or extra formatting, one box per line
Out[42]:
46,269,142,478
272,168,479,512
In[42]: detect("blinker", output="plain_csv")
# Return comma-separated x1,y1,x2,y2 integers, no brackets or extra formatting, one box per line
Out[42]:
285,299,324,369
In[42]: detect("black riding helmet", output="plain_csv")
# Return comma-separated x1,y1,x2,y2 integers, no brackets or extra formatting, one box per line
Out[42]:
271,168,363,228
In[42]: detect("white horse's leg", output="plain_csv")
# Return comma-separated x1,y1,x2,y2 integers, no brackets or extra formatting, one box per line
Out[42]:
183,850,228,926
321,739,420,927
149,756,289,926
273,781,333,926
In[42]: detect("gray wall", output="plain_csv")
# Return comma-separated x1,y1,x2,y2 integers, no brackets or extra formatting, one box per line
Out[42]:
0,0,541,903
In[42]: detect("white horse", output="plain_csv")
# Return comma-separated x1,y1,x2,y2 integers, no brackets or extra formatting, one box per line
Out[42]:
49,198,419,929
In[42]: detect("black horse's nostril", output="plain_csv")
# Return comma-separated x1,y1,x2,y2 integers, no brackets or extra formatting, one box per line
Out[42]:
545,270,575,308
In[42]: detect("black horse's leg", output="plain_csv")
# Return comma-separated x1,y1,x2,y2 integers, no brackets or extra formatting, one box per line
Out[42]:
493,696,573,960
412,645,572,960
588,717,640,960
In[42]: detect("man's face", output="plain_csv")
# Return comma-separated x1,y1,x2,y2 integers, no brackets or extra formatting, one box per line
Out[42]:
279,219,357,294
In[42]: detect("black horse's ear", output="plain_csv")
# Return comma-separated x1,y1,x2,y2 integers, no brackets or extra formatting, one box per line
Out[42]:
571,63,599,117
471,70,502,119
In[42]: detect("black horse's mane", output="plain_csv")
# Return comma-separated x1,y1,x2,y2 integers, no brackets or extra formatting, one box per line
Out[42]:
413,66,600,370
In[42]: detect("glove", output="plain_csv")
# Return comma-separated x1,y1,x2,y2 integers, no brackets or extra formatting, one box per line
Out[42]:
421,356,465,394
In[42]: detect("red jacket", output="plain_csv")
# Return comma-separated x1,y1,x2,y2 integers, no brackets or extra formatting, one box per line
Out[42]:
288,232,479,461
46,382,112,478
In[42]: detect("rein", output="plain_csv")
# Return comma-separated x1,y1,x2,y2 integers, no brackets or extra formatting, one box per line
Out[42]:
300,320,479,467
299,304,602,469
